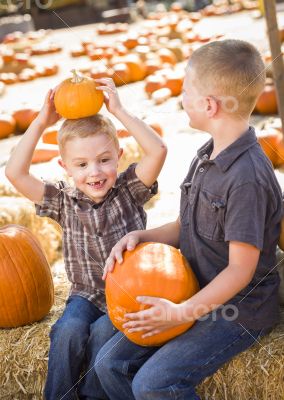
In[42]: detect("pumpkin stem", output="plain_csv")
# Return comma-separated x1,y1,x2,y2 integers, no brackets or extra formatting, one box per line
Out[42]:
71,69,83,83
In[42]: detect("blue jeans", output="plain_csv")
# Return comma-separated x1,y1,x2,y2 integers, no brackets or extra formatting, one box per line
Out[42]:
44,296,117,400
95,315,271,400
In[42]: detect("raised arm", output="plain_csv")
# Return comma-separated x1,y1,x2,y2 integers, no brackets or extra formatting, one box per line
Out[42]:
5,90,60,204
95,78,167,187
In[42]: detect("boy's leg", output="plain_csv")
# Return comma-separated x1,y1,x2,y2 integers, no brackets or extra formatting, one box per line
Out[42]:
44,295,104,400
96,316,270,400
77,315,118,400
132,317,270,400
95,333,157,400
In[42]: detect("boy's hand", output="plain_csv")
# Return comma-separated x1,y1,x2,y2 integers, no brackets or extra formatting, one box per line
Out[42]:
123,298,189,338
102,232,140,280
95,78,123,116
37,89,61,128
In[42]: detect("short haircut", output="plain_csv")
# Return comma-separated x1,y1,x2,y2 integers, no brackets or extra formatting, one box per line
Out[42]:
188,39,265,118
58,114,119,156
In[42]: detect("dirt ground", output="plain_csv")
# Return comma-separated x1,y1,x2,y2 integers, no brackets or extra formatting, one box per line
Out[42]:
1,8,284,228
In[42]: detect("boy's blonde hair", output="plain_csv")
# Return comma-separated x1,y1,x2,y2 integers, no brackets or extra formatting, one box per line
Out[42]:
58,114,119,156
188,39,265,118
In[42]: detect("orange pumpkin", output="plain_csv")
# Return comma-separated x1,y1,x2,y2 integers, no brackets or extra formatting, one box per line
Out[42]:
32,143,60,163
164,71,184,96
117,123,163,138
106,242,199,346
117,128,130,138
0,114,16,139
256,128,284,167
13,108,39,132
123,55,146,82
54,70,104,119
157,48,177,65
144,75,166,97
255,84,278,115
112,63,131,86
0,225,54,328
42,125,59,145
278,218,284,251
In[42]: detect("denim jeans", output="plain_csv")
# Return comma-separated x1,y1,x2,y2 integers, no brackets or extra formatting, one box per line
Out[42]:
95,314,271,400
44,296,117,400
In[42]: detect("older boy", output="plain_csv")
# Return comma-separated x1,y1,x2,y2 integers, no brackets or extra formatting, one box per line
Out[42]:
5,78,167,399
96,40,282,399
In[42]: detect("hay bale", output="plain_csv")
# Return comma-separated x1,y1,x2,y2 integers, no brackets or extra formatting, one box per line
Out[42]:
0,258,283,400
118,136,142,173
0,260,69,399
0,197,62,265
198,310,284,399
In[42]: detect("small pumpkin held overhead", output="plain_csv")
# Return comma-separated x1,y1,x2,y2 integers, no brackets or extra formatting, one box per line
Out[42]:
54,69,104,119
106,242,199,346
0,225,54,328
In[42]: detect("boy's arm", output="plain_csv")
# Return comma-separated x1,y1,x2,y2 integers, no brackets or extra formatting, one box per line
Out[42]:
95,78,167,187
123,241,260,336
5,90,60,204
114,108,167,187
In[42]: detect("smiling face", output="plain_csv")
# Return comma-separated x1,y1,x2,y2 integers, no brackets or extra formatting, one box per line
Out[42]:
60,133,122,203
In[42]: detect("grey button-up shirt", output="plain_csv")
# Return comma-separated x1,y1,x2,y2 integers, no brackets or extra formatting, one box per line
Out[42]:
179,127,282,329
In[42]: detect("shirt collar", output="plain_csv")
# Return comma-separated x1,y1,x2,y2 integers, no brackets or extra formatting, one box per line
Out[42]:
197,126,257,172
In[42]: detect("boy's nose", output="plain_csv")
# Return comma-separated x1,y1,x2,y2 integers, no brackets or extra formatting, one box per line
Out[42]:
89,163,101,176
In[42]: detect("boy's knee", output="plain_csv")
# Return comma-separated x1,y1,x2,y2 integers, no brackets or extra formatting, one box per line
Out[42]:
50,317,89,345
132,376,153,400
89,316,116,348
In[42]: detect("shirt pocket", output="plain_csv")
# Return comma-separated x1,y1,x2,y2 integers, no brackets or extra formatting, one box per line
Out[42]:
180,182,192,225
196,189,226,241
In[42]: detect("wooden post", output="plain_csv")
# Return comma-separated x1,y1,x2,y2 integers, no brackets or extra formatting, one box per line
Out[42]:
263,0,284,137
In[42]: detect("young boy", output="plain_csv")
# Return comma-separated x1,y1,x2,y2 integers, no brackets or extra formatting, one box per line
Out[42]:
95,40,283,399
5,77,167,400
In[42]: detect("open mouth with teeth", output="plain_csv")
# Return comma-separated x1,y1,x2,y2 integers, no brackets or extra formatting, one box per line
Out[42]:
87,180,106,189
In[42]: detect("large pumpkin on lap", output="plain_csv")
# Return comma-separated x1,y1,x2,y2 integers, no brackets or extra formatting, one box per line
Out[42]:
106,242,199,346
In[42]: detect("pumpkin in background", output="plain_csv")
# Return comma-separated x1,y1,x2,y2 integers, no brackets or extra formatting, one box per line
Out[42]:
117,122,163,138
255,84,278,115
42,124,59,144
144,74,166,97
0,114,16,139
112,63,131,86
279,218,284,251
54,69,104,119
0,225,54,328
123,55,146,82
12,108,39,132
106,242,199,346
32,143,59,163
257,128,282,167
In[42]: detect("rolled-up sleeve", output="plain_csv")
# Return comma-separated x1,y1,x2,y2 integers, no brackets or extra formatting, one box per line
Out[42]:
224,182,267,250
121,163,158,206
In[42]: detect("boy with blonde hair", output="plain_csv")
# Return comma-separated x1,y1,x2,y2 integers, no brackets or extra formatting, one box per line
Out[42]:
95,40,283,399
5,77,167,399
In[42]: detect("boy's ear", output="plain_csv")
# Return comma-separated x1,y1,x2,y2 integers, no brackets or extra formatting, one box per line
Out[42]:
206,96,219,118
57,158,65,169
57,158,72,177
118,148,123,159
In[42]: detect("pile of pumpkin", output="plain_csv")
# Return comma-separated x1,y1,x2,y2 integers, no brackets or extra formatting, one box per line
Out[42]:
0,70,163,164
0,29,60,85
